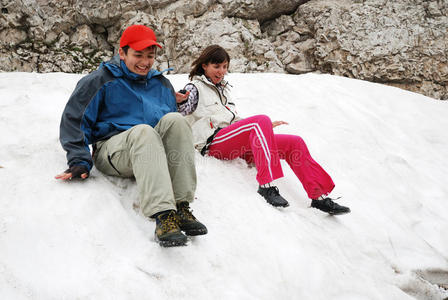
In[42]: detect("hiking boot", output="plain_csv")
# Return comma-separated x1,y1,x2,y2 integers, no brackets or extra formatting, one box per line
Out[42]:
154,210,187,247
311,197,351,215
176,201,208,236
257,186,289,207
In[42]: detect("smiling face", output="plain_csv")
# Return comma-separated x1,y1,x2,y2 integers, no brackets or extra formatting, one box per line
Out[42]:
202,61,228,85
119,46,156,76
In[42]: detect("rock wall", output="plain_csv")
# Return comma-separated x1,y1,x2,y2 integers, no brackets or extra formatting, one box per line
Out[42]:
1,0,447,99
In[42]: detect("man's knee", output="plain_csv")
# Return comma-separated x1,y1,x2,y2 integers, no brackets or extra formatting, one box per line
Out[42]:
128,124,159,143
160,112,190,128
157,113,192,140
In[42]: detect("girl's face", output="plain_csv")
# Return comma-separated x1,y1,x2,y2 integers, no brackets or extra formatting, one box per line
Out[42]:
202,61,228,85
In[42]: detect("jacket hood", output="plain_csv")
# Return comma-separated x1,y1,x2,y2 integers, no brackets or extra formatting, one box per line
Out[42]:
102,55,166,81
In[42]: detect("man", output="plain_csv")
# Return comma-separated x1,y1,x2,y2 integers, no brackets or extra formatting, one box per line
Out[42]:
55,24,206,247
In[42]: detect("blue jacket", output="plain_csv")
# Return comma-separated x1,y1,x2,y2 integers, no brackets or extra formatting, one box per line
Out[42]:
59,55,177,170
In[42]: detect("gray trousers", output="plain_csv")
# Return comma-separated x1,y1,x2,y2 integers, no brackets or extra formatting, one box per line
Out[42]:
93,113,197,217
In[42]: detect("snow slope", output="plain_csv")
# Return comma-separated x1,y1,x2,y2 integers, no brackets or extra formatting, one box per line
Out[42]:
0,72,447,300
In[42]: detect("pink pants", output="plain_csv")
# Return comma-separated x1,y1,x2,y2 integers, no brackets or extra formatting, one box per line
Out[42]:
207,115,335,199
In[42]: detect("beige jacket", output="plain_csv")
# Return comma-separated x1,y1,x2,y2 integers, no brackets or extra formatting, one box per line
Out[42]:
184,75,241,152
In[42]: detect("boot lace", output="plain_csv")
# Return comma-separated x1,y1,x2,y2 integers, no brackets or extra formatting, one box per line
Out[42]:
160,211,179,232
267,186,280,196
177,203,196,221
324,196,342,207
323,198,337,209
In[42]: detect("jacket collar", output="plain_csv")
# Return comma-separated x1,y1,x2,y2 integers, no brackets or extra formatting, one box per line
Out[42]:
195,74,229,89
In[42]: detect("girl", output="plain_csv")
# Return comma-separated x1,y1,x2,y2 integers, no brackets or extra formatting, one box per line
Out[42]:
178,45,350,215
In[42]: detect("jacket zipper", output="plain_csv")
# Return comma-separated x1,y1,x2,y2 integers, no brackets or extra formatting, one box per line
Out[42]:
212,84,236,125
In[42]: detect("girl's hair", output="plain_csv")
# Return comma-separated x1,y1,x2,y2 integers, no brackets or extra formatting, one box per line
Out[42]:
189,45,230,80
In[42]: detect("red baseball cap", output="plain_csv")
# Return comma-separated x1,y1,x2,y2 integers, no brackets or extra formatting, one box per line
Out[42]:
119,25,162,51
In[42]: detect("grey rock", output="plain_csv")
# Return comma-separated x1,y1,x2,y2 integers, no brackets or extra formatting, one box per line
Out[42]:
218,0,309,22
0,0,446,99
70,25,98,48
0,28,27,47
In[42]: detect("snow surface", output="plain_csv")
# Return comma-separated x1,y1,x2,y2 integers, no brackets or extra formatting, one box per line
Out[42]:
0,72,447,300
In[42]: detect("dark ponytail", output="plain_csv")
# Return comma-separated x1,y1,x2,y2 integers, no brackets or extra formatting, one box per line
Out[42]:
189,45,230,80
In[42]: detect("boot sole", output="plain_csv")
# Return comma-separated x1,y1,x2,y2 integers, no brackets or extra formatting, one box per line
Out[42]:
159,241,187,248
155,234,188,247
157,239,187,247
183,228,208,236
311,207,351,215
329,209,351,215
311,204,351,215
269,202,289,208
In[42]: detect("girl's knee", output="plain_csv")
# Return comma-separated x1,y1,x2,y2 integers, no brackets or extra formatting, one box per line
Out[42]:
245,114,271,124
292,136,311,156
278,135,307,153
294,135,305,145
255,114,272,124
246,115,272,131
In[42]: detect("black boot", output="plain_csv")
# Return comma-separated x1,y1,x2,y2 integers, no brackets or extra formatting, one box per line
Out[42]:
311,197,350,215
176,202,208,236
257,185,289,207
154,210,187,247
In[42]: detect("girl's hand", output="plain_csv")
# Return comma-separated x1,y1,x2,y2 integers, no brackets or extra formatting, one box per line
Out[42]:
176,90,190,103
272,120,289,128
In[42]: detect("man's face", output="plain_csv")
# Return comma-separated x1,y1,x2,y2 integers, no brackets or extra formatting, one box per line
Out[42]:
119,46,156,76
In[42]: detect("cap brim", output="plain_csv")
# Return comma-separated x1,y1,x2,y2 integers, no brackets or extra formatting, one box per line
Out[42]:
129,39,162,51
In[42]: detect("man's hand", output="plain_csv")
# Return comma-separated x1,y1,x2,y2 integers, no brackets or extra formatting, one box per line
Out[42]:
55,165,89,181
272,120,289,128
176,90,190,104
